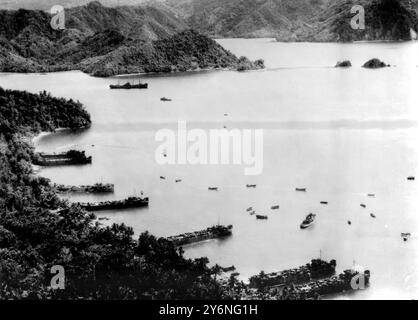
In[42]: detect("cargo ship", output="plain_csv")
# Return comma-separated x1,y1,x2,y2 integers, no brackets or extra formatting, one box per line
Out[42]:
78,197,149,211
167,225,233,246
109,81,148,89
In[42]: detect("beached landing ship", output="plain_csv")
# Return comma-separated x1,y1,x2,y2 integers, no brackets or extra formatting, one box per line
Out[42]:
280,269,371,300
34,150,92,166
249,259,337,289
109,81,148,89
78,197,149,211
167,225,233,246
55,183,114,194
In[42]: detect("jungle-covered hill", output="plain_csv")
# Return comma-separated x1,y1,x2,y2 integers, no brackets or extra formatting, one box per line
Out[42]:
158,0,418,41
0,87,234,299
0,1,264,76
2,0,418,41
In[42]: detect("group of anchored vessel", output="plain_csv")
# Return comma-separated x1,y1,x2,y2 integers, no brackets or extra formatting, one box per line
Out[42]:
243,187,317,227
36,142,414,299
109,79,175,102
35,149,148,212
218,258,371,300
240,184,413,240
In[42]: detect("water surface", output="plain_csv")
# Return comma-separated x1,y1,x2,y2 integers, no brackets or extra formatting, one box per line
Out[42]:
2,39,418,299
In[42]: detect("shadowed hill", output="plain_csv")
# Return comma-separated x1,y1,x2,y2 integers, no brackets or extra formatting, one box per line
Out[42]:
0,2,264,76
159,0,418,41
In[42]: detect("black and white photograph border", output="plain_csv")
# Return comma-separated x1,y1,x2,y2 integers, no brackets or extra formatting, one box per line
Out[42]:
0,0,417,306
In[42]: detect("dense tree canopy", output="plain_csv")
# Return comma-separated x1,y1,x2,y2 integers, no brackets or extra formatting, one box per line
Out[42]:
0,87,229,299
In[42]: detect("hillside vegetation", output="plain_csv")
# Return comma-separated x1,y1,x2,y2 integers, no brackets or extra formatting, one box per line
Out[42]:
0,2,264,76
0,87,231,299
159,0,418,41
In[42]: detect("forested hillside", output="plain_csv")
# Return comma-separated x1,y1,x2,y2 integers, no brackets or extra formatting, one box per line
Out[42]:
159,0,418,41
0,2,263,76
0,87,231,299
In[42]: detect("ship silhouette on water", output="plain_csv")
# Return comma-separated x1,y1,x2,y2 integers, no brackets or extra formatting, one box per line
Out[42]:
167,225,233,246
78,197,149,211
55,183,114,194
249,259,337,289
110,80,148,89
300,213,316,229
34,150,92,166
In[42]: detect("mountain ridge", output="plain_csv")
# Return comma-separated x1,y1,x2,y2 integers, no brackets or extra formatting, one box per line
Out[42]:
158,0,418,41
0,2,264,76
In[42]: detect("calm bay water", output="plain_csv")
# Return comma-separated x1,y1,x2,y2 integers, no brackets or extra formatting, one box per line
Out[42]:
1,39,418,299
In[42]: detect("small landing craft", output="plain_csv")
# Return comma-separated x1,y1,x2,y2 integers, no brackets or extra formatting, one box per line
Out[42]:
300,213,316,229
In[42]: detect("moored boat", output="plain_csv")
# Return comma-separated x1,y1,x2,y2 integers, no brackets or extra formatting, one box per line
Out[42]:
300,213,316,229
256,215,268,220
401,233,411,241
55,183,114,194
249,259,337,289
109,81,148,89
78,197,149,212
167,225,233,246
34,150,92,166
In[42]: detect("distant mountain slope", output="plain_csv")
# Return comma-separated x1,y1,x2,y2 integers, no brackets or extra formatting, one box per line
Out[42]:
65,1,186,40
77,29,264,76
0,2,264,76
159,0,333,38
0,0,146,10
315,0,418,41
159,0,418,41
5,0,418,41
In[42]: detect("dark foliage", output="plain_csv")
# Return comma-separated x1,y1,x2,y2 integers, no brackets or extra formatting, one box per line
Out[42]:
0,2,263,76
0,88,228,299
